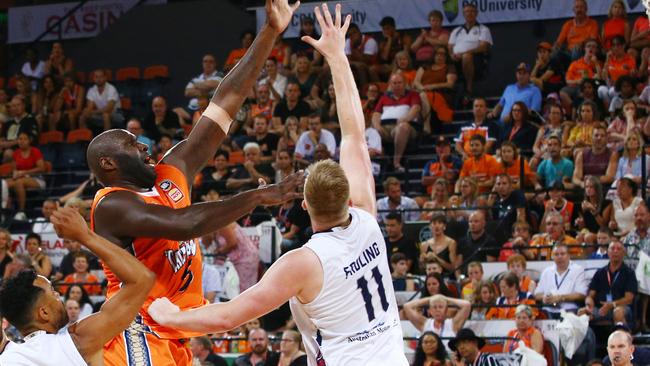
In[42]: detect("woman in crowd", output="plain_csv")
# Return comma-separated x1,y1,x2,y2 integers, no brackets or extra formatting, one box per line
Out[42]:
419,214,458,277
602,0,630,50
411,10,449,63
60,72,85,130
0,229,13,278
470,280,497,320
319,82,339,130
201,150,232,194
448,177,486,222
411,331,452,366
278,330,307,366
277,116,301,155
34,75,62,131
604,177,643,237
566,100,600,154
393,51,416,86
60,252,101,295
421,178,451,221
576,175,609,235
7,132,47,221
486,272,536,319
13,76,36,114
460,262,484,301
43,42,74,80
274,149,295,184
533,104,567,158
613,132,649,185
502,304,544,355
420,272,454,300
608,100,643,151
24,233,51,278
413,46,456,126
64,284,95,319
501,101,537,151
498,141,536,190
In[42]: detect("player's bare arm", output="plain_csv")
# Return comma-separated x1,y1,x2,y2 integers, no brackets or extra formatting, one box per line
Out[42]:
50,208,155,363
302,4,376,216
94,171,304,246
162,0,300,180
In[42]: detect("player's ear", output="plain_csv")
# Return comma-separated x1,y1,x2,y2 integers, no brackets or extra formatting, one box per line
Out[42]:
301,199,307,211
98,157,116,171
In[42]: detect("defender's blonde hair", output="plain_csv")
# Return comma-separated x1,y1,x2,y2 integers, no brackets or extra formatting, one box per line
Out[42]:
304,159,350,223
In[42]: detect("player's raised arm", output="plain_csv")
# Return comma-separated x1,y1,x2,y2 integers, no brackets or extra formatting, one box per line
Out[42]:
302,4,376,215
163,0,300,179
49,207,155,360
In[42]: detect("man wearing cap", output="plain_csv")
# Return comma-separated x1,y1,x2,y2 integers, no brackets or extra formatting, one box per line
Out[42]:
448,3,492,96
422,136,462,196
531,41,565,97
449,328,499,366
370,16,412,82
488,62,542,123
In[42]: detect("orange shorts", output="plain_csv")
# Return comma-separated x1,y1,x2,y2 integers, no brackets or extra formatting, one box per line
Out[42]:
103,328,192,366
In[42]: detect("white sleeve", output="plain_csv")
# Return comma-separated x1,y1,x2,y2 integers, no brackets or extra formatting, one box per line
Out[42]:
324,131,337,155
479,25,493,45
107,85,120,102
366,128,382,152
275,76,288,98
449,27,459,46
573,268,589,295
534,270,549,296
203,265,223,293
295,133,308,156
35,61,46,78
21,63,30,76
345,38,352,55
364,37,379,55
86,87,97,102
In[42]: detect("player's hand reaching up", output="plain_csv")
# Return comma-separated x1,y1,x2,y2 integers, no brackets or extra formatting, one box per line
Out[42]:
266,0,301,34
258,170,305,206
301,3,351,60
148,297,180,326
50,207,91,244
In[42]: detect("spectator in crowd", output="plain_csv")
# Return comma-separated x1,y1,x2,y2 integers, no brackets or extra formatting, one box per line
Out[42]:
60,73,85,130
250,83,276,131
272,81,312,128
288,55,318,104
419,214,458,277
372,72,422,171
499,101,538,151
234,328,279,366
420,178,451,221
279,197,311,253
421,272,453,299
536,135,574,189
273,149,294,185
376,176,420,223
65,298,81,324
412,331,451,366
226,142,274,192
345,23,378,87
631,12,650,51
59,252,101,296
201,252,223,302
261,57,289,103
461,261,484,301
313,142,332,162
0,89,9,121
391,252,416,291
489,63,542,123
411,10,449,63
448,3,493,96
572,124,617,188
489,174,527,245
560,39,602,114
486,272,536,319
43,42,74,80
404,294,471,349
470,280,497,320
371,16,412,82
0,96,39,157
602,1,630,50
533,104,566,159
457,134,500,194
598,36,636,106
225,30,255,72
278,116,300,155
497,141,536,189
507,254,536,294
240,116,279,162
384,211,419,273
539,181,576,234
143,96,185,141
457,211,498,264
393,51,417,87
0,229,12,279
502,304,544,355
613,133,649,185
567,101,600,152
531,41,565,97
34,75,62,132
270,35,291,71
2,253,32,281
190,336,228,366
422,137,462,196
605,177,643,237
455,98,499,158
448,177,487,223
294,114,336,165
290,17,322,68
278,330,307,366
126,118,154,154
554,0,599,61
499,221,536,261
185,54,223,104
591,227,612,259
54,238,100,281
623,204,650,329
573,78,606,119
531,211,579,260
414,46,456,127
609,100,643,152
449,328,499,366
534,243,588,318
579,241,637,326
79,69,122,131
7,132,46,220
21,48,45,91
64,284,94,319
362,83,381,122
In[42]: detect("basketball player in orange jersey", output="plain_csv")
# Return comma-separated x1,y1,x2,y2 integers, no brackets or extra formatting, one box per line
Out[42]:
86,1,302,365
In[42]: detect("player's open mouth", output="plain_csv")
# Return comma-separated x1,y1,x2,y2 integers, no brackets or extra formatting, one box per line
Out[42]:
144,156,156,166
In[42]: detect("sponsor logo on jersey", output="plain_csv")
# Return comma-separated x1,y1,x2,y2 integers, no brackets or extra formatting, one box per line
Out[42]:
168,187,184,202
159,180,172,191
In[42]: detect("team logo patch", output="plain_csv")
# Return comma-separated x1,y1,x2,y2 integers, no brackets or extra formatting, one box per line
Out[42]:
159,180,172,192
168,187,184,202
159,180,184,202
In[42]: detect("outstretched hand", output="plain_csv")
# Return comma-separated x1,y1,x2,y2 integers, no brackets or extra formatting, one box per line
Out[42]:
258,170,305,206
148,297,180,326
50,206,91,244
266,0,301,33
301,3,351,60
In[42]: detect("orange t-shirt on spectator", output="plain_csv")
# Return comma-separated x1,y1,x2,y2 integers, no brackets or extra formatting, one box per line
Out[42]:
557,18,600,50
459,154,501,193
566,58,601,83
606,54,636,83
602,18,627,50
499,158,535,187
59,273,102,296
225,48,247,68
633,16,650,41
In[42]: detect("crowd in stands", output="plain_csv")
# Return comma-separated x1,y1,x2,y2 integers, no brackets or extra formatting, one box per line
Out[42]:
5,0,650,364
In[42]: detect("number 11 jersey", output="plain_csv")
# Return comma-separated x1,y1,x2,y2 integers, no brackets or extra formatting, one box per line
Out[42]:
290,207,408,366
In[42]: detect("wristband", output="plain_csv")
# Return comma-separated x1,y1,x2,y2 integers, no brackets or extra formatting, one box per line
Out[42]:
202,102,233,132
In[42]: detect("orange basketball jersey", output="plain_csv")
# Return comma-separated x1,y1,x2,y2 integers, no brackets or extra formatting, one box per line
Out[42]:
91,163,207,339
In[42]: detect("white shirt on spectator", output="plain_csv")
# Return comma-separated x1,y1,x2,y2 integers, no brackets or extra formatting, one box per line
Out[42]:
366,127,382,176
21,61,46,90
345,36,379,56
376,196,421,222
185,70,223,92
449,23,493,54
259,74,288,101
534,261,588,314
295,129,337,159
202,262,223,303
86,82,120,112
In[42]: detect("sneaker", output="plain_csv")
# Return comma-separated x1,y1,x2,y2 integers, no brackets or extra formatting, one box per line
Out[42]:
13,211,27,221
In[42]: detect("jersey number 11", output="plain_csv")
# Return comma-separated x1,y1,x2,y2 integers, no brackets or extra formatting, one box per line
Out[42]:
356,266,389,322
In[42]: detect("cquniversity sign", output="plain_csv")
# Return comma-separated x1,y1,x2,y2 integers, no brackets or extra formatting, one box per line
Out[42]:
254,0,646,38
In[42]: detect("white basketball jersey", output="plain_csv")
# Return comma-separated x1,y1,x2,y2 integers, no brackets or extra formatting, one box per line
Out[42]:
0,327,87,365
290,207,408,366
